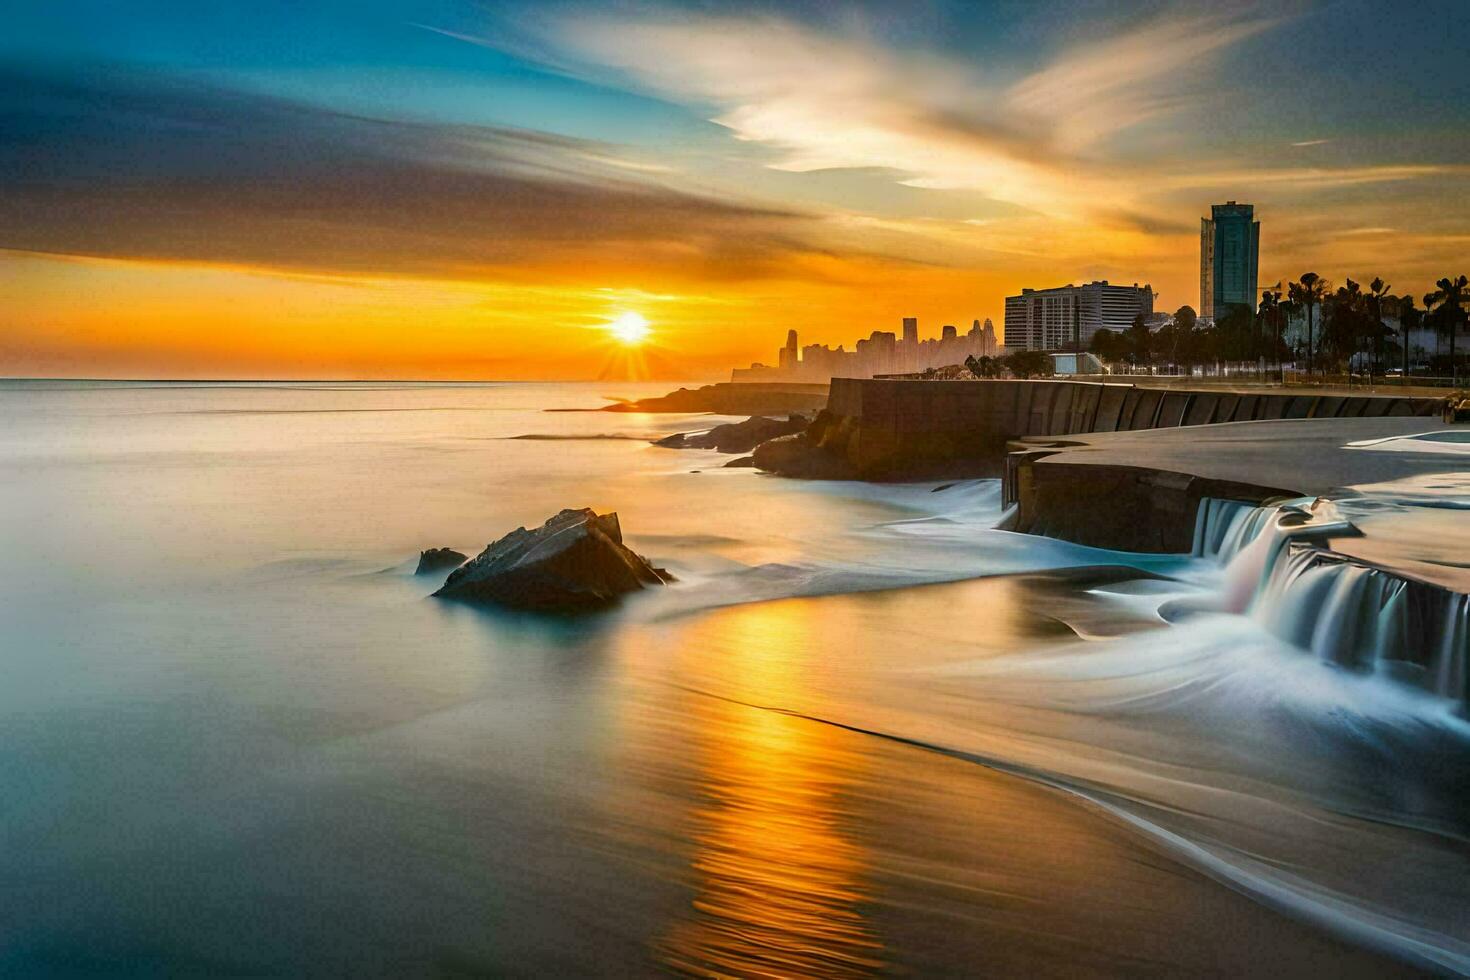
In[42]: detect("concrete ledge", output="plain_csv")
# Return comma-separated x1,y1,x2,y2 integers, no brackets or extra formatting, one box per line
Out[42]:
1000,417,1469,593
1004,454,1295,553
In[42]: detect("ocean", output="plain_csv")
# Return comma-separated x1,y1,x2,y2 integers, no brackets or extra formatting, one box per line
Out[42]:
0,379,1465,976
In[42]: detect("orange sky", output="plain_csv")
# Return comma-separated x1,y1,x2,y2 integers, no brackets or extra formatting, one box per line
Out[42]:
4,2,1468,380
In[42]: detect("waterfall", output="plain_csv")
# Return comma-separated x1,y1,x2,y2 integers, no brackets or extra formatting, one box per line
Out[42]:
1192,497,1278,560
1438,593,1469,704
1252,548,1467,705
1193,496,1470,709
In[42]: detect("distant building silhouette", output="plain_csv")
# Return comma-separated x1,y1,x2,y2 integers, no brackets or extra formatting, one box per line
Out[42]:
731,316,1002,382
1003,281,1153,351
778,328,799,371
901,317,919,371
1200,201,1259,320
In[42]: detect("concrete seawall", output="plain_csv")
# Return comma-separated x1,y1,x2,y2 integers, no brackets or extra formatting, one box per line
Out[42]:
816,378,1443,478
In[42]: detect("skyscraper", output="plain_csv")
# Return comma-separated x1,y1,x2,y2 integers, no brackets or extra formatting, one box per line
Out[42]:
901,317,918,347
1200,202,1260,321
778,328,798,370
900,316,919,371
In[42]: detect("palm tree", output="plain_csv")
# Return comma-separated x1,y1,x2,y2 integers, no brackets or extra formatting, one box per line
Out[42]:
1397,294,1421,383
1327,278,1364,376
1424,291,1442,371
1258,289,1284,382
1427,275,1468,386
1367,278,1392,384
1288,273,1329,378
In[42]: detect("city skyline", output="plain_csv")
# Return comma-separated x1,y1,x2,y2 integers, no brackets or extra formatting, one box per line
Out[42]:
734,317,1002,382
4,1,1469,379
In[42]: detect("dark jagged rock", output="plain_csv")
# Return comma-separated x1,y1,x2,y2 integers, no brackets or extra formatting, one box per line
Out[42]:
655,414,809,454
433,509,670,612
751,431,857,480
602,382,828,415
415,548,467,575
723,455,757,468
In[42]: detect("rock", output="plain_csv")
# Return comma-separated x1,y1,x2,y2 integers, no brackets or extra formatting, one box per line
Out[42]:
415,548,467,575
750,432,858,480
723,455,757,468
434,509,670,611
656,414,810,454
653,431,690,448
602,382,828,415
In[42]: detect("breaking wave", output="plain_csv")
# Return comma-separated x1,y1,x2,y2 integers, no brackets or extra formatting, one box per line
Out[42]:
664,482,1470,972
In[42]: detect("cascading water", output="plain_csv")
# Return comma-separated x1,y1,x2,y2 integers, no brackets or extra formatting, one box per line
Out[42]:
1192,496,1470,709
1192,496,1282,560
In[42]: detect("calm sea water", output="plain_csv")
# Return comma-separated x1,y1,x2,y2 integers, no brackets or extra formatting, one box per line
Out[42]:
0,380,1464,976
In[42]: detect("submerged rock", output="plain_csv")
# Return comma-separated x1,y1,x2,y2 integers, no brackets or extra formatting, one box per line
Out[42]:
751,428,857,480
415,548,467,575
434,509,670,612
654,414,809,455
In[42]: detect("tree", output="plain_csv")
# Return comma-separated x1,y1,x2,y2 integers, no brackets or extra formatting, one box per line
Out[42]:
1426,275,1468,385
1089,327,1127,364
1124,313,1153,369
1361,278,1391,382
1289,273,1330,375
1323,278,1366,374
1004,350,1054,379
1166,305,1198,371
1216,305,1255,363
1396,294,1421,379
964,354,1003,379
1258,289,1285,380
1424,291,1440,364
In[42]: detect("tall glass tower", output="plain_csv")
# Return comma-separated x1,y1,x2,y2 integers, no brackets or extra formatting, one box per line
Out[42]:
1199,202,1259,321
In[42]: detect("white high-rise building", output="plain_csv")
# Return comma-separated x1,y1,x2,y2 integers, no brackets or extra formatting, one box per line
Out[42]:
1003,281,1154,351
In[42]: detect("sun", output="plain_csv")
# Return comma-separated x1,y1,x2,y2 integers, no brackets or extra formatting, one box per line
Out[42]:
606,312,651,346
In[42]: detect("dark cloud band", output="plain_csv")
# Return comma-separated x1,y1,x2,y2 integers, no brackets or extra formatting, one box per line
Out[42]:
0,63,819,281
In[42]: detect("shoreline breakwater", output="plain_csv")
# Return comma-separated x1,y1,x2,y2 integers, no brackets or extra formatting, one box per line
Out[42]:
777,378,1444,480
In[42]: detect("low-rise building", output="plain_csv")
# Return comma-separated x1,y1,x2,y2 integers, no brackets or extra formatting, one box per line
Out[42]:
1004,281,1154,351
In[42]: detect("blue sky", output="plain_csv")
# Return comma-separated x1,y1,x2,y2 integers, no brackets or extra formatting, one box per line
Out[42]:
3,0,1468,377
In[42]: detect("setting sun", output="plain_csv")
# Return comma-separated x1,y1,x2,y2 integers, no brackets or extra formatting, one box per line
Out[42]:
606,312,651,346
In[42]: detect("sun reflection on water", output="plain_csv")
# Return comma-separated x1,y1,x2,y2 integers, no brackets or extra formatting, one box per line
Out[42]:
658,601,883,978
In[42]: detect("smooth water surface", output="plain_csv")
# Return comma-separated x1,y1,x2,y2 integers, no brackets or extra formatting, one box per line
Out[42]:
1,381,1463,976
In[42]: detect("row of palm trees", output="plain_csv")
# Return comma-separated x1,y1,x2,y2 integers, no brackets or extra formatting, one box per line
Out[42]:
1257,272,1468,384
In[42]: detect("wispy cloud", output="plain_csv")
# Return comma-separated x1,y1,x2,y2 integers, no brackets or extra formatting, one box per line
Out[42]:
1007,14,1276,153
1162,164,1464,189
468,6,1280,224
1291,138,1332,147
